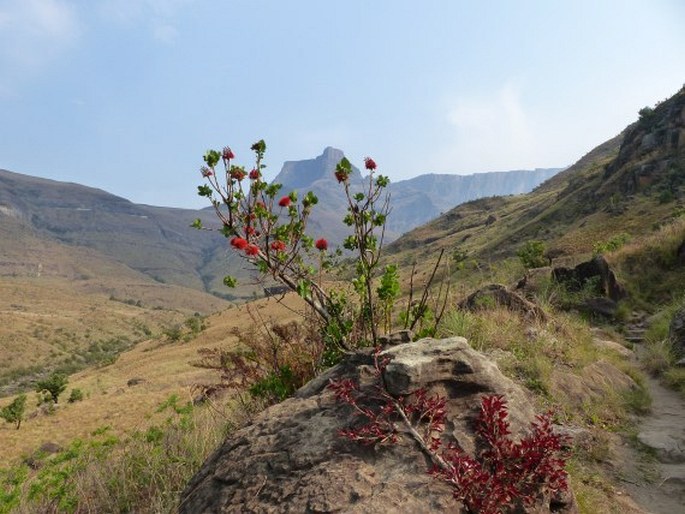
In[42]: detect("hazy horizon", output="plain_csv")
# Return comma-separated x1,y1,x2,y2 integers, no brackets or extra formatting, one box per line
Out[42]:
1,0,683,208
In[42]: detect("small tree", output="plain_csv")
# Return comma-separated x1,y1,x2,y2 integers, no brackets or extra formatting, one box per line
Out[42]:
36,372,68,404
517,240,547,269
196,143,400,351
1,394,27,429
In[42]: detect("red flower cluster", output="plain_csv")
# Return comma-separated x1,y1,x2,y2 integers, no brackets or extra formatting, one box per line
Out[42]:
334,170,348,183
249,168,260,180
278,196,291,207
364,157,377,171
230,237,248,250
315,238,328,251
230,167,246,181
245,244,259,256
222,146,235,161
200,166,213,178
270,240,287,252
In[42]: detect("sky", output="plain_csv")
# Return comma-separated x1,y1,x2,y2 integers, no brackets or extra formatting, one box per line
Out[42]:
0,0,683,209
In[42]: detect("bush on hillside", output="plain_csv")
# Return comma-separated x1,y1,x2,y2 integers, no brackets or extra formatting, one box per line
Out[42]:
517,240,548,269
35,373,68,404
0,394,27,430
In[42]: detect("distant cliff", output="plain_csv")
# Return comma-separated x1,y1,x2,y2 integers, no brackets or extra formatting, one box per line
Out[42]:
272,147,562,238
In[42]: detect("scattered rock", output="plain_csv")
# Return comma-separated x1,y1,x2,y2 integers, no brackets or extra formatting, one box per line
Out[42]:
378,329,413,347
551,360,637,412
127,377,146,387
637,431,685,464
485,214,497,226
593,338,634,358
23,442,63,470
552,255,626,302
38,442,62,455
180,338,577,513
584,297,619,319
459,283,547,321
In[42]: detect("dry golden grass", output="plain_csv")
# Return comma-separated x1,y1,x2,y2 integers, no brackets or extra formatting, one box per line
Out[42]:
0,293,305,463
0,275,232,392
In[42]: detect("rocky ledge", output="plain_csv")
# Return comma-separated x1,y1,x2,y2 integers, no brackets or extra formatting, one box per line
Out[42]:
180,337,578,513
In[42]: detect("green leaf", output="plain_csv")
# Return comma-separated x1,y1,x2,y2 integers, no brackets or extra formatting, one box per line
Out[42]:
190,218,203,229
223,276,237,288
256,260,269,274
296,280,311,298
338,157,352,171
375,175,390,188
203,149,221,168
302,191,318,208
353,192,365,202
197,185,213,197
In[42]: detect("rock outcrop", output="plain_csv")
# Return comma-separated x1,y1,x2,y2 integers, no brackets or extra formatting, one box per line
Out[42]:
459,283,547,321
179,338,577,513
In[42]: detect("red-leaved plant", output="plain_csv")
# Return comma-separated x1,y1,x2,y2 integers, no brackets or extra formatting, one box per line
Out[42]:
329,353,570,514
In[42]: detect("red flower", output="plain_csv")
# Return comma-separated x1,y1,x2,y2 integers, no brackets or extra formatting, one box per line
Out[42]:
230,167,246,181
364,157,377,171
315,238,328,251
222,146,235,161
249,168,260,180
245,226,256,236
245,244,260,256
334,170,348,183
278,196,291,207
270,240,287,252
200,166,213,177
230,237,248,250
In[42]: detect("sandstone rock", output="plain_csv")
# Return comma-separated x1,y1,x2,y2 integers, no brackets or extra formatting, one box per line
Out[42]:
584,297,618,319
459,283,547,321
180,338,577,513
593,338,634,358
377,329,413,348
552,255,626,302
551,360,637,413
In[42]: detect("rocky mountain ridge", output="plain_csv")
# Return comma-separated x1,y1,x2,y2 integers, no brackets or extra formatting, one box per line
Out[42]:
0,155,559,299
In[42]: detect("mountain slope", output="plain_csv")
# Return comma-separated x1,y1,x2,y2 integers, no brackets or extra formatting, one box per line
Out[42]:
387,86,685,271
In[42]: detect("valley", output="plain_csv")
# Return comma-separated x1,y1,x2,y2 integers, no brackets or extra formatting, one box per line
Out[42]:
0,85,683,513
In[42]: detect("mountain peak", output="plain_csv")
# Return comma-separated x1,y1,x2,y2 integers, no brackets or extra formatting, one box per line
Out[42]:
272,147,360,190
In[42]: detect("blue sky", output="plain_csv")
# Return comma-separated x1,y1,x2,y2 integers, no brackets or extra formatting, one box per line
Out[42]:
0,0,683,208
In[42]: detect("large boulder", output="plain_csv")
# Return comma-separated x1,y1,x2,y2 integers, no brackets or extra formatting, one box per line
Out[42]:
552,255,626,302
458,283,547,321
180,338,577,513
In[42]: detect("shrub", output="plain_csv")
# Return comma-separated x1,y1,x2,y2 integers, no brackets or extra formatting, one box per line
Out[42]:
35,372,68,403
517,240,547,269
67,388,84,403
0,394,27,429
592,232,631,255
195,141,447,354
193,313,325,406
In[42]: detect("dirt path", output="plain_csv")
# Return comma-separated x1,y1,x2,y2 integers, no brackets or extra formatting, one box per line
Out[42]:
619,373,685,513
614,315,685,513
